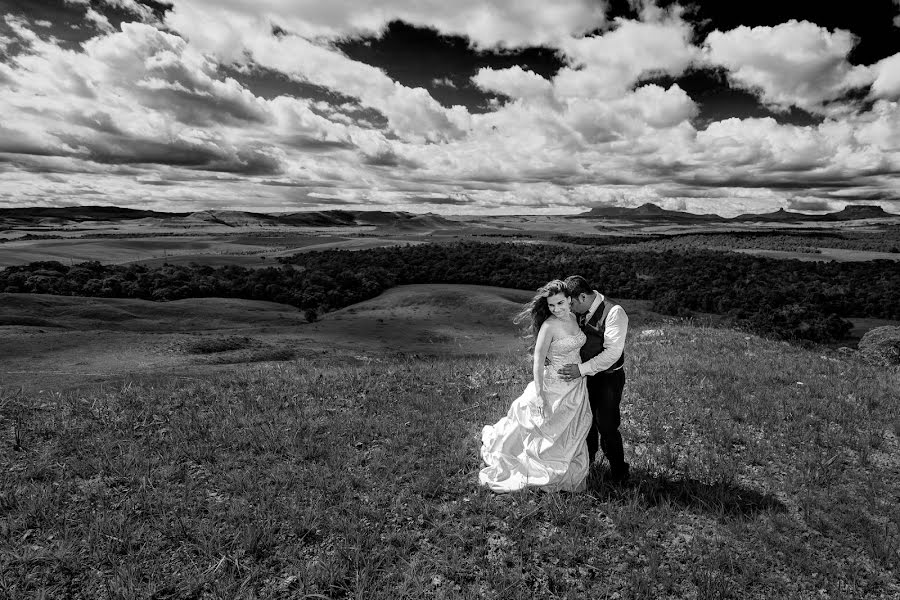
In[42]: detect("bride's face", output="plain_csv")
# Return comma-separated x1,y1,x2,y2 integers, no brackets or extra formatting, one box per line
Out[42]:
546,293,571,318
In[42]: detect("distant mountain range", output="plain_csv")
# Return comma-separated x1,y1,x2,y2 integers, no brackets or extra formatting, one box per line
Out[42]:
0,206,458,229
578,203,897,223
1,203,896,230
579,203,724,222
0,206,192,223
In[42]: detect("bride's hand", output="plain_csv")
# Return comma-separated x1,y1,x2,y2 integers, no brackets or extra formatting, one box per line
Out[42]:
533,390,547,418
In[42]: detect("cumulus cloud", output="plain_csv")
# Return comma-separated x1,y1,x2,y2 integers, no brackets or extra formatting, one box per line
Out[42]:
65,0,156,22
0,19,386,182
162,4,704,195
466,13,699,158
703,20,874,115
167,8,467,142
471,66,554,102
556,13,698,99
0,34,13,57
851,100,900,151
4,15,39,45
166,0,606,49
621,84,698,128
102,0,156,18
85,8,114,32
557,86,697,147
871,53,900,100
681,105,900,195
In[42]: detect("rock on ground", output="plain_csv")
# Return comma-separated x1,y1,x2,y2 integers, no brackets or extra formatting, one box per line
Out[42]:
858,326,900,366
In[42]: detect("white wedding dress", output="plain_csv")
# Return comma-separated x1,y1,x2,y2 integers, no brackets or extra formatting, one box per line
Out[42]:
479,331,592,493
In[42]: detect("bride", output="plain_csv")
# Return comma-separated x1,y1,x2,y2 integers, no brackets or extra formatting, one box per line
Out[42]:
479,279,592,493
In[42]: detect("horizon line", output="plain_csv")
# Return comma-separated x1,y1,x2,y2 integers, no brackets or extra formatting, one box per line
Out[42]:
1,202,898,218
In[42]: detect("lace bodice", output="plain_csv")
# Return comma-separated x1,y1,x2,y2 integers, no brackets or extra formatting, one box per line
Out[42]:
545,331,587,378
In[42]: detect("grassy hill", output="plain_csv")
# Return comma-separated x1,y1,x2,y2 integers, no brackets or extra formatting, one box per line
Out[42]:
0,293,309,332
0,206,461,231
308,284,543,356
0,286,668,394
1,322,897,598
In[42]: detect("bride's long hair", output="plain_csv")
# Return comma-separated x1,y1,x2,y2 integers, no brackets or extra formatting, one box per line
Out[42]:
514,279,568,352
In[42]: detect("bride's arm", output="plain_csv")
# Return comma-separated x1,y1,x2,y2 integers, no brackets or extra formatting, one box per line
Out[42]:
533,321,553,412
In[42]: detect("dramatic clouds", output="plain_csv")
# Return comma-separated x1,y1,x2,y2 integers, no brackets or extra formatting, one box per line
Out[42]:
872,52,900,99
0,1,898,214
166,0,607,49
703,21,874,116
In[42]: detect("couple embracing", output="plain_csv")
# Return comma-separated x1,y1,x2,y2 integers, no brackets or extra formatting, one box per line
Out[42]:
479,275,629,493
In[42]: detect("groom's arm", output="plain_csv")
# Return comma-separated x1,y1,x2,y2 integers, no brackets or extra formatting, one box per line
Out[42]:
578,307,628,376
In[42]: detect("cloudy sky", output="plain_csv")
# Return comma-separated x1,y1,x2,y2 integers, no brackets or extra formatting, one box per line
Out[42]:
1,0,899,215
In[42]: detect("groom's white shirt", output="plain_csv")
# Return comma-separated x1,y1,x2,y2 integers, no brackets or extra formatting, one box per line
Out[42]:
578,291,628,377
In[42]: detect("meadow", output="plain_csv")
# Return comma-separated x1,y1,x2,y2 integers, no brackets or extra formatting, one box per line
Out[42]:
0,232,358,268
2,324,898,598
2,209,900,597
0,285,535,393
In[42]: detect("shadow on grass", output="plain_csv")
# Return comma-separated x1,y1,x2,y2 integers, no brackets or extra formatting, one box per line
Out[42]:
587,466,786,519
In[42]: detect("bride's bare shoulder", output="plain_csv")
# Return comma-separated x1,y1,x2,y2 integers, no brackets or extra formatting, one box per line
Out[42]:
542,316,567,336
547,315,580,337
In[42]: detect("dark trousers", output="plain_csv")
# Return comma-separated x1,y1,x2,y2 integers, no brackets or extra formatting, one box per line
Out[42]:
585,368,627,475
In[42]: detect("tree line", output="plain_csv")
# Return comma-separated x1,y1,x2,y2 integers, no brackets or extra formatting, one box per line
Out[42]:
2,242,898,343
554,229,900,253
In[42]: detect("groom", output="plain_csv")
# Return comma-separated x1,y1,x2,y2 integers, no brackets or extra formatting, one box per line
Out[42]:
558,275,630,482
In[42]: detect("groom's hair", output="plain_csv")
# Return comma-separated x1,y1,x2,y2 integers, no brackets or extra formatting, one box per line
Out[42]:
564,275,593,297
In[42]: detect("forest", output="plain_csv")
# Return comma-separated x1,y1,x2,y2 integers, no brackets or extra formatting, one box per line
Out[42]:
554,228,900,253
2,241,898,344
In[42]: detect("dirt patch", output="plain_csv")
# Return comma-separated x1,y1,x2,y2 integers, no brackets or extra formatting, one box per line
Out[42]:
196,347,297,365
177,335,260,355
171,335,298,364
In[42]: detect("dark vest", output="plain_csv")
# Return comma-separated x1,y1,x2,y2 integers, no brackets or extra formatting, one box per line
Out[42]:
579,298,625,373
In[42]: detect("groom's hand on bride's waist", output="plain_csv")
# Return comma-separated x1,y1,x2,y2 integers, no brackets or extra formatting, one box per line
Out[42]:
558,364,582,381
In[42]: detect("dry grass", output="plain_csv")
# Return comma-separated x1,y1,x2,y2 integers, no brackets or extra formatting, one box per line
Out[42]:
1,326,898,598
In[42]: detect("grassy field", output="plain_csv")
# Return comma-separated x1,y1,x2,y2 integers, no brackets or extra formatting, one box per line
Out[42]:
1,325,898,598
0,286,539,394
0,234,358,268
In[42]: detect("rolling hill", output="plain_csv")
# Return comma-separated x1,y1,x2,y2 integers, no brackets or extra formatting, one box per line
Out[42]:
0,206,460,230
0,206,193,228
